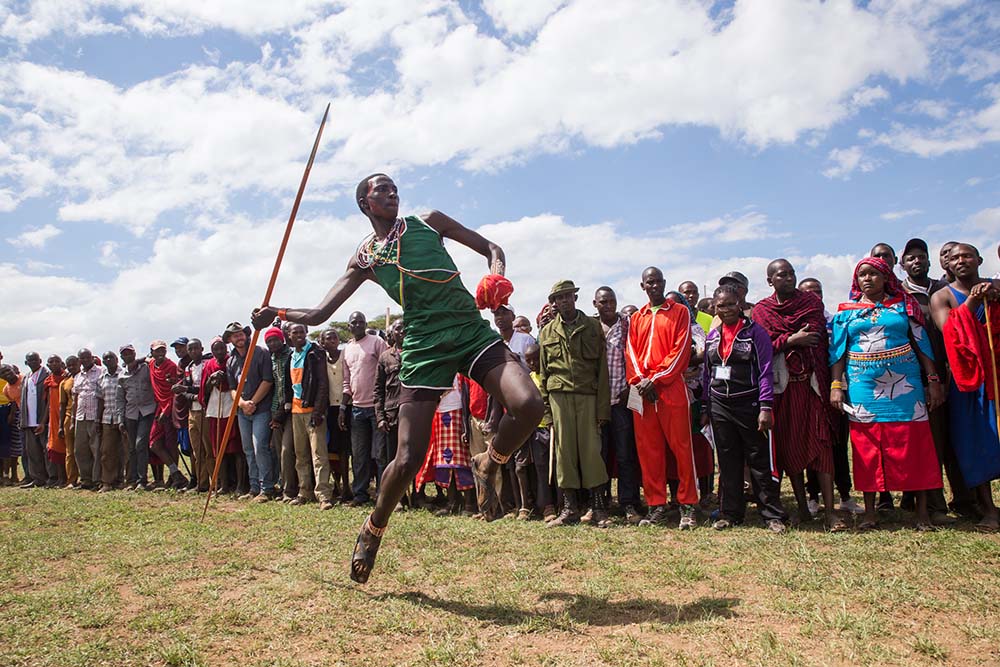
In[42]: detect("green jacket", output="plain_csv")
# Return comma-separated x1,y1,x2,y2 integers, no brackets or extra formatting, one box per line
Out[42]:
537,310,610,422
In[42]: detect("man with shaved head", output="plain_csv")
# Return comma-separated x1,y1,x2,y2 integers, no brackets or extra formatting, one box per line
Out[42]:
754,259,846,530
939,241,958,283
679,281,712,333
594,285,641,523
932,243,1000,531
71,348,103,489
901,239,972,521
16,351,50,487
341,310,387,505
627,267,699,529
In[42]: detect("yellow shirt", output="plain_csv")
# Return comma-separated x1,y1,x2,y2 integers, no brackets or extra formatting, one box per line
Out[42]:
0,378,9,406
530,371,546,427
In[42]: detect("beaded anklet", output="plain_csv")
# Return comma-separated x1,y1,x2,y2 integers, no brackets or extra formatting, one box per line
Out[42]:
488,445,511,465
365,515,387,538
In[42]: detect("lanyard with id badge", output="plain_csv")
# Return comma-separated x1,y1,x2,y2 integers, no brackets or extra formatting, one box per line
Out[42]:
715,332,735,381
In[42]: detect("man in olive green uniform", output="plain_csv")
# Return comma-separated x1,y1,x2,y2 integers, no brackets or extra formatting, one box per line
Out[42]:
538,280,611,528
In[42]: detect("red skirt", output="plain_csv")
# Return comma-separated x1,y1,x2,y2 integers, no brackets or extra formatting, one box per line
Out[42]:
207,417,241,456
773,380,833,475
849,421,942,492
417,410,472,490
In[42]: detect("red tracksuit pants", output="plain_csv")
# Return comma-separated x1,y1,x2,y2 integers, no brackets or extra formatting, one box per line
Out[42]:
632,400,698,506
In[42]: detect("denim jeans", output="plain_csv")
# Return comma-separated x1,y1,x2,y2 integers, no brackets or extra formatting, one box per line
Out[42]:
350,406,380,502
374,423,398,484
600,402,641,506
125,413,154,485
238,410,274,496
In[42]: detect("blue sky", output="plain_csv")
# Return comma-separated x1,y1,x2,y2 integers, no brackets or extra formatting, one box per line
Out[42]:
1,0,999,363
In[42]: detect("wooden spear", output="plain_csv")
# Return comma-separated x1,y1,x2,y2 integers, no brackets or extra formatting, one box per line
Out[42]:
202,103,330,520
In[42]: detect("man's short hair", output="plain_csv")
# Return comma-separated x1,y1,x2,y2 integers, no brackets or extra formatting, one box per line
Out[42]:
356,173,390,213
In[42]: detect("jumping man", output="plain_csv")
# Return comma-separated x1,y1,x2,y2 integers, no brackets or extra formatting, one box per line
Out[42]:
251,173,544,583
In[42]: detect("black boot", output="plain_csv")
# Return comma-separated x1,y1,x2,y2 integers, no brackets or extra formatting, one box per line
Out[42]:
546,489,579,527
591,487,611,528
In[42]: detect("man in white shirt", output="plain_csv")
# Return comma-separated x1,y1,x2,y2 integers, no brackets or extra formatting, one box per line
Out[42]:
19,351,51,488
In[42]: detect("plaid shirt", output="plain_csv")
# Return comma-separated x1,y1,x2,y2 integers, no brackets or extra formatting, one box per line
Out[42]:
72,364,103,421
603,314,629,405
99,369,121,424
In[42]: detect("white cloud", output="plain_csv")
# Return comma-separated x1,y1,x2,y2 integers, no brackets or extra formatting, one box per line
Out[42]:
851,86,890,109
0,206,802,364
968,207,1000,235
483,0,566,37
0,0,943,230
97,241,120,268
898,98,952,120
958,47,1000,82
875,85,1000,157
880,209,923,221
9,223,62,248
0,0,333,44
822,146,880,179
966,176,984,187
8,201,998,366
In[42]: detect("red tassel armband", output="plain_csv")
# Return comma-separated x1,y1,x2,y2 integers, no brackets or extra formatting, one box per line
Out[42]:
475,274,514,311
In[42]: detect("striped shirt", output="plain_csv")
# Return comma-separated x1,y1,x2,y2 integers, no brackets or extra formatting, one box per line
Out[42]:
73,365,102,421
602,314,628,406
99,369,121,424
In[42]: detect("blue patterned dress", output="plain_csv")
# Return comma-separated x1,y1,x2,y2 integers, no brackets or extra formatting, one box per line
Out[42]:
830,298,942,492
830,299,934,423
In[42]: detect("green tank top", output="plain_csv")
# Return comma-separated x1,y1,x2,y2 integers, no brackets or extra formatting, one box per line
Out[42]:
356,215,481,337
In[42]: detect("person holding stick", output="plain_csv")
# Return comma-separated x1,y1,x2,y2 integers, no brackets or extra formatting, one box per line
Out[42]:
251,173,543,584
931,243,1000,531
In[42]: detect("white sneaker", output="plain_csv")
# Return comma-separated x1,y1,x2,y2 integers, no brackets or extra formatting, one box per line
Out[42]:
837,497,865,514
807,499,820,516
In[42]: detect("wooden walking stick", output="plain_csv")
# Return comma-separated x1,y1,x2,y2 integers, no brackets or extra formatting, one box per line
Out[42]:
201,103,330,520
985,301,1000,438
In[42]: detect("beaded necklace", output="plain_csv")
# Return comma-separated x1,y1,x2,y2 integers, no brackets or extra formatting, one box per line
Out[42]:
356,217,405,270
354,215,462,308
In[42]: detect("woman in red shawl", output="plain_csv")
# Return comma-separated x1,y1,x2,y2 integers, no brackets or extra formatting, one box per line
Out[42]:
200,337,243,494
752,259,847,531
147,340,189,490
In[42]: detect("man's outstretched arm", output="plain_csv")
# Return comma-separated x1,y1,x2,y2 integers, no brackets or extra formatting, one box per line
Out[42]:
423,210,506,276
252,260,369,329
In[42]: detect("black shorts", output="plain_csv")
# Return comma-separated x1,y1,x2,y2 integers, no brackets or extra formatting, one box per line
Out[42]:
398,340,521,405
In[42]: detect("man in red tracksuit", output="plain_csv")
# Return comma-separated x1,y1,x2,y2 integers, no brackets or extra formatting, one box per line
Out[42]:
626,266,699,529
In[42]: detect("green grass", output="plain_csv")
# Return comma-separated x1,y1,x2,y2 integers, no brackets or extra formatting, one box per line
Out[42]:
2,487,1000,666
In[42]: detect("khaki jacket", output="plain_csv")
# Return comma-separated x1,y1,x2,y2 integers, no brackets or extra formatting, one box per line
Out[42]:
537,310,610,421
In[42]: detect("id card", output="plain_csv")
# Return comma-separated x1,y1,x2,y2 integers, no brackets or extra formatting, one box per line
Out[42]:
714,366,732,380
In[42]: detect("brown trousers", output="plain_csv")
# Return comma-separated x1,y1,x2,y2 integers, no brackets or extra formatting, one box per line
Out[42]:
189,411,213,491
101,424,122,487
64,417,78,484
73,420,99,486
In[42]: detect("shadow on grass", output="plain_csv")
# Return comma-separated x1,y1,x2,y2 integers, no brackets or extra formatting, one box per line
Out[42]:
377,591,739,627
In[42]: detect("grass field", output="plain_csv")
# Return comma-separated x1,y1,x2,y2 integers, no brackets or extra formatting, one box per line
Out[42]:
2,487,1000,667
